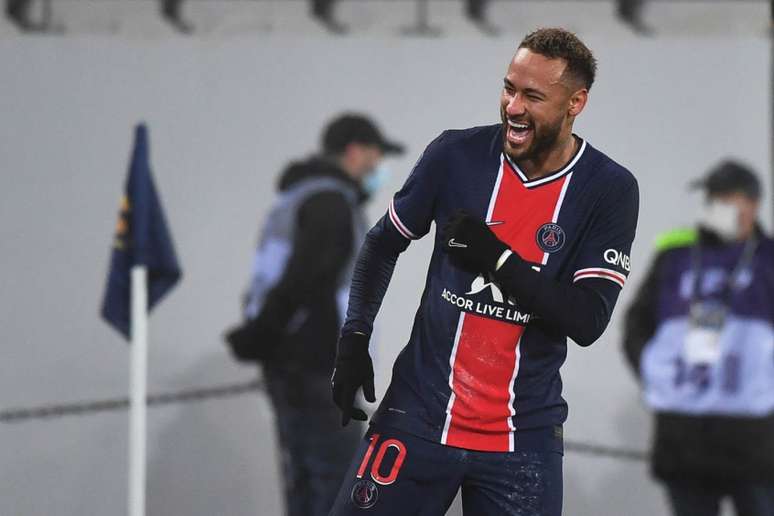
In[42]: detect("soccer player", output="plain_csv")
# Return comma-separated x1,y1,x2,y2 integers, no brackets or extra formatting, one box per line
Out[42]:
330,28,639,515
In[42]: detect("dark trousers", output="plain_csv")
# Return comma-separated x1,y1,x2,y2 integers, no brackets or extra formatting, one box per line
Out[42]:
666,481,774,516
617,0,643,18
330,426,563,516
311,0,334,18
160,0,183,18
465,0,487,20
5,0,29,18
264,366,364,516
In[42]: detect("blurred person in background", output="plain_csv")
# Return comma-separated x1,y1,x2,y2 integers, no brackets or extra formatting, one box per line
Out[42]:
465,0,497,34
617,0,651,34
160,0,193,34
5,0,31,30
623,161,774,516
311,0,346,34
224,113,404,516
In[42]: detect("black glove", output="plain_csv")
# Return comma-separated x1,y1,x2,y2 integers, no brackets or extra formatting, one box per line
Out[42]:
331,332,375,426
441,210,509,273
224,316,284,363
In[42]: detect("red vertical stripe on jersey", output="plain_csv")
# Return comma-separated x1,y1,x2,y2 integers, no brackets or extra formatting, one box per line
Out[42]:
444,161,570,452
445,316,525,451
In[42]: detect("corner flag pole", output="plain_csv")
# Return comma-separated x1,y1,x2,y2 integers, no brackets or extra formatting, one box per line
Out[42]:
129,265,148,516
101,123,180,516
102,123,180,516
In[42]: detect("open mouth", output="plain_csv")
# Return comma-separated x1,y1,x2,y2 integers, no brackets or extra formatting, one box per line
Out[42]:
506,120,532,146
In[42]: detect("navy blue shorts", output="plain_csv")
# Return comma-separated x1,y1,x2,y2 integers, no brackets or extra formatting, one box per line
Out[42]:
329,425,563,516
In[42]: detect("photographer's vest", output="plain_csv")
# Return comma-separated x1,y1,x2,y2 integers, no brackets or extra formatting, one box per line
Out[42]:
641,229,774,417
244,177,366,333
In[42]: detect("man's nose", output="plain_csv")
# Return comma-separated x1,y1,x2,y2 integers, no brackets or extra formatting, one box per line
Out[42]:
506,94,526,117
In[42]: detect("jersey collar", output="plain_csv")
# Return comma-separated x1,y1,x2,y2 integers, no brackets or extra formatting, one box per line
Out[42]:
504,137,587,188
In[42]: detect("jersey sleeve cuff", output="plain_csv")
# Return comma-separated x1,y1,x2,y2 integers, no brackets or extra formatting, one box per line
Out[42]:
388,198,420,240
573,268,627,288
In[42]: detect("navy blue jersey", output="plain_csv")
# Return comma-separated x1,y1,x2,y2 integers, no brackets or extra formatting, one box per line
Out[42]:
344,124,639,452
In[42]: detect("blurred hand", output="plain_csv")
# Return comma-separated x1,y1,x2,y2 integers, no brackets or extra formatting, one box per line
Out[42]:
224,316,283,363
331,332,375,426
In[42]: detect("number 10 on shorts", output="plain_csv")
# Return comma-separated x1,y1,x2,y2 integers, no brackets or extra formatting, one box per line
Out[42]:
356,433,408,486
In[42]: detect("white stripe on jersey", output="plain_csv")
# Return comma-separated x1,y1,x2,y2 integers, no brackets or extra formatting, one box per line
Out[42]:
388,198,419,240
441,312,466,445
574,267,627,288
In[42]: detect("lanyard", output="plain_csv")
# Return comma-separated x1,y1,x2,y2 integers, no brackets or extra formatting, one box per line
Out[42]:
690,236,758,309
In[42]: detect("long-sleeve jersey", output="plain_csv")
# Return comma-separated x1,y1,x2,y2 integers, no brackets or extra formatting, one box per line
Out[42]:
342,124,639,452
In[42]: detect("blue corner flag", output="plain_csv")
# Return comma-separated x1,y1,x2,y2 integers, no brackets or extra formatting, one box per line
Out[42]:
101,123,182,339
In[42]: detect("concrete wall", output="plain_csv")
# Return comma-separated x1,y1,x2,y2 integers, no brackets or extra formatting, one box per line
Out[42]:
0,4,770,515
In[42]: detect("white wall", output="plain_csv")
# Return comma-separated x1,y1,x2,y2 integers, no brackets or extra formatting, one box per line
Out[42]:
0,7,770,516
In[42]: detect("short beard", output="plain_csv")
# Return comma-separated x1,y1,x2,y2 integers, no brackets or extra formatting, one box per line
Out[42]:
502,111,564,164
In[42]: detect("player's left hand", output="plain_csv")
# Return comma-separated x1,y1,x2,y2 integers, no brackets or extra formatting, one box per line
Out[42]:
441,210,509,273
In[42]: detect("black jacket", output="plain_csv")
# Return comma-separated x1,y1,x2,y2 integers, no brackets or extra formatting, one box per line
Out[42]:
255,157,366,374
623,227,774,486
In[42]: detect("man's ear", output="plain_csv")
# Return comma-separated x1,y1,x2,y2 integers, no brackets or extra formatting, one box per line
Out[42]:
568,88,588,117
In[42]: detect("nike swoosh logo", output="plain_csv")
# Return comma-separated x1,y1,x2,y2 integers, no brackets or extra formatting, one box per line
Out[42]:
486,221,505,226
447,239,468,248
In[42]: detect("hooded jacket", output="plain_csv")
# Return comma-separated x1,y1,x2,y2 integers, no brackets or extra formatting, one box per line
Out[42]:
244,156,367,374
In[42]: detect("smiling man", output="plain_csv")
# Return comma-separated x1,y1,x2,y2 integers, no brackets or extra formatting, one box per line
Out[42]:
329,28,639,516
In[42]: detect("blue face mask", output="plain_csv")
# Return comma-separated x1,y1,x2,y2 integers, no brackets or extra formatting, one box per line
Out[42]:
363,164,391,196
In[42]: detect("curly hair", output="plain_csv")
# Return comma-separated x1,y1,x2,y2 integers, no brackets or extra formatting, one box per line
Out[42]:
518,28,597,91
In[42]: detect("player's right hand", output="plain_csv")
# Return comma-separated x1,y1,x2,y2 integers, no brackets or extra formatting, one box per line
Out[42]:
331,332,376,426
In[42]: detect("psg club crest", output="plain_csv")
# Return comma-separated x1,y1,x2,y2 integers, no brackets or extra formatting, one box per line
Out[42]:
351,479,379,509
536,223,565,253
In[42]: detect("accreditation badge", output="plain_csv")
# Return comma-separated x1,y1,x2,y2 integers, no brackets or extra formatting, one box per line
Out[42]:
684,301,725,365
683,326,722,365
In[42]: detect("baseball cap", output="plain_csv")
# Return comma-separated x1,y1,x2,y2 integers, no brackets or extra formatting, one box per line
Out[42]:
322,113,405,155
691,159,761,200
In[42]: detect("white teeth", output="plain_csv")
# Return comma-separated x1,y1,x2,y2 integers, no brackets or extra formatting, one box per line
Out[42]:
508,121,529,129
